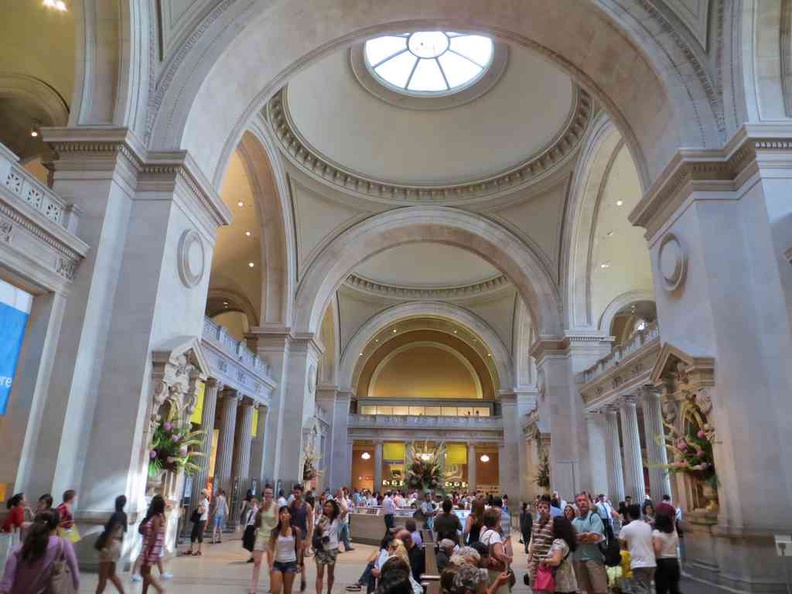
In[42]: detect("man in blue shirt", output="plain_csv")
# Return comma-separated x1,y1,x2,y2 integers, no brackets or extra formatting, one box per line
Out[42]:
571,493,608,594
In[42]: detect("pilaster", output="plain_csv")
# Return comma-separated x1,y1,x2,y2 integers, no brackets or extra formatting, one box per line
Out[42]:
603,409,625,502
619,396,645,500
467,443,477,491
585,412,608,496
214,390,239,492
374,441,383,492
190,378,220,517
232,398,255,480
639,386,671,499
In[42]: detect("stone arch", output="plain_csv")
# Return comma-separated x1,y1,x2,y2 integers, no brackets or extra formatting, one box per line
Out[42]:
0,74,69,127
339,301,514,393
562,113,624,331
236,121,296,326
293,206,562,340
145,0,724,189
206,287,259,325
598,289,656,335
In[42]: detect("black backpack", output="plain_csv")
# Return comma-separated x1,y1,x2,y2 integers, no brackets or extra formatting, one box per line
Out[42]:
599,522,621,567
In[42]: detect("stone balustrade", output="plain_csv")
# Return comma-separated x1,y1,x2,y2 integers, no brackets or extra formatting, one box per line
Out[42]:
580,321,660,384
0,143,75,232
201,316,275,404
348,414,502,430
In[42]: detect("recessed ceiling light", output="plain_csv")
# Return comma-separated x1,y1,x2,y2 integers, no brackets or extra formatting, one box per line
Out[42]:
223,301,229,305
359,352,364,356
393,329,397,333
248,262,255,268
600,263,611,269
245,231,252,237
487,353,491,357
453,330,457,334
375,339,379,342
607,230,615,237
237,200,244,207
616,200,624,207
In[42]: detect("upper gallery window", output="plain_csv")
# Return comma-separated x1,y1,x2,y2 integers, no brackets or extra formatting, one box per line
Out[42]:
364,32,494,95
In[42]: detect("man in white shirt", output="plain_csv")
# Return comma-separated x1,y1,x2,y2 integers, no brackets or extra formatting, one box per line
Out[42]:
382,491,397,531
277,489,288,508
419,492,436,530
619,504,656,594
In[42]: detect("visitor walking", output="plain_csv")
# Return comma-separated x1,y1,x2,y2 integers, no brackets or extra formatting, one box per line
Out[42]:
382,492,396,532
211,489,229,544
188,489,210,556
0,509,80,594
528,496,554,585
619,504,656,594
536,516,578,594
570,493,607,594
265,506,304,594
56,490,80,543
243,498,260,562
652,513,680,594
94,495,127,594
314,499,345,594
139,495,166,594
336,489,354,553
251,486,278,594
518,502,532,553
289,485,313,593
2,495,26,535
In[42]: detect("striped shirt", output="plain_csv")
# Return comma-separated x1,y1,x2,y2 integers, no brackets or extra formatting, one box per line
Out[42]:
529,517,554,580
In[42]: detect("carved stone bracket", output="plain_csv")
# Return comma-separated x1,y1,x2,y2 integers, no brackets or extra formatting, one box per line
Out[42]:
150,336,210,429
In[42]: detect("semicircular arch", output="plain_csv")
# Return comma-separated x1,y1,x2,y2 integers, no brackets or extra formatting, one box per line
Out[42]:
339,301,514,392
293,206,562,340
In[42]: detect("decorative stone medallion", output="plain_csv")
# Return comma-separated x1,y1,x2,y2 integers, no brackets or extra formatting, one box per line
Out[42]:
657,232,687,292
177,230,205,288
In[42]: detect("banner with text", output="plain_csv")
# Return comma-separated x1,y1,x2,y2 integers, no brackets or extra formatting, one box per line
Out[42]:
0,301,29,415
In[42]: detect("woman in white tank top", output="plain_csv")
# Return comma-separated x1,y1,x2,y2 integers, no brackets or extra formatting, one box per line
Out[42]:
265,505,303,594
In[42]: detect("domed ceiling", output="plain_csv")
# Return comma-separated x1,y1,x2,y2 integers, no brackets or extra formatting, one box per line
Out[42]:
280,40,577,187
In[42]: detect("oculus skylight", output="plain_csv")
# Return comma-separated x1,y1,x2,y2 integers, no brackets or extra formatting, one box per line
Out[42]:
364,32,494,95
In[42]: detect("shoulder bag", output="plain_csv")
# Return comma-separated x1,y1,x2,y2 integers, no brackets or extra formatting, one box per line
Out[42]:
49,538,77,594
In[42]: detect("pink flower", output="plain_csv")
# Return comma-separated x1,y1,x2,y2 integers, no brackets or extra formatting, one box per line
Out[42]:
163,422,172,431
676,439,688,452
172,434,180,442
179,446,188,456
149,450,158,459
699,463,709,470
697,430,706,439
696,449,705,457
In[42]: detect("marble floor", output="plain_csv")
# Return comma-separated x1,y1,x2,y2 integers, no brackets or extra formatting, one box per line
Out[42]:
77,537,716,594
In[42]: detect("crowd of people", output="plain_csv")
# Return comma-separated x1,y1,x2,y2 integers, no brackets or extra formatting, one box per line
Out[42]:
0,483,683,594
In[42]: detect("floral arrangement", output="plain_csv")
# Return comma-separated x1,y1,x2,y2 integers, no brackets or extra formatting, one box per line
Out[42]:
406,441,444,490
148,405,204,477
303,455,318,481
660,406,716,486
535,450,550,489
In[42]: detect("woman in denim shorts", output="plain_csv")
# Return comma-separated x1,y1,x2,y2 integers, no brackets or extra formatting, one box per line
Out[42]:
266,506,304,594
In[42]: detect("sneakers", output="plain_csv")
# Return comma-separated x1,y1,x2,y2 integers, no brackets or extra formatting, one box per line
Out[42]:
162,572,173,580
130,575,142,582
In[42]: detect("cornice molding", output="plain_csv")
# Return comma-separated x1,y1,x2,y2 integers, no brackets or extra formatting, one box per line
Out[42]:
344,273,510,299
630,124,792,240
265,86,594,204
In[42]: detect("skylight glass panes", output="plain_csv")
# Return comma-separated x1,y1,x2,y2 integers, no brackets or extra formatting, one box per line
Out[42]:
365,31,494,96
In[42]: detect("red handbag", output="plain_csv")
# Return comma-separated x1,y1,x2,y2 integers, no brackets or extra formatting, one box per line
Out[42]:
533,564,556,592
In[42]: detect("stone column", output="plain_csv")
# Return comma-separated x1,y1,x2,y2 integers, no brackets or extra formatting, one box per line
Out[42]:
248,405,269,485
640,387,672,499
467,443,477,491
318,388,351,490
585,412,609,496
190,379,221,510
603,409,625,502
374,441,383,492
214,390,239,493
232,398,255,480
498,393,520,500
619,398,645,501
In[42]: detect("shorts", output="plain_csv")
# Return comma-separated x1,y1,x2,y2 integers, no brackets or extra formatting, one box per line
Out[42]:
273,560,299,574
315,547,338,566
191,520,205,543
213,516,226,530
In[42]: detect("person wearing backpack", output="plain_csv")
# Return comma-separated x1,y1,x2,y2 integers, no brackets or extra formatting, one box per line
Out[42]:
0,509,80,594
570,493,608,594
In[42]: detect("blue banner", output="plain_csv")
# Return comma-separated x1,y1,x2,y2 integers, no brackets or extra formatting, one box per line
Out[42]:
0,301,29,415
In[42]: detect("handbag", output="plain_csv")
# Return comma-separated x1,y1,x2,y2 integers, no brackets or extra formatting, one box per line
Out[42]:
534,564,555,593
49,538,77,594
56,525,81,544
190,507,202,523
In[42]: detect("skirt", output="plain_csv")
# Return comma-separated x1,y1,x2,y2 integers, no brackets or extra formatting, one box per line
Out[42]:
243,525,256,552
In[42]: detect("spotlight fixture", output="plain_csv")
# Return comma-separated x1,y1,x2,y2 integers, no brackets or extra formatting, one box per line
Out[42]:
480,454,490,463
361,452,371,460
237,200,244,207
487,353,491,357
245,231,252,237
392,329,397,333
43,0,67,10
248,262,255,268
616,200,624,207
359,352,363,357
375,339,379,342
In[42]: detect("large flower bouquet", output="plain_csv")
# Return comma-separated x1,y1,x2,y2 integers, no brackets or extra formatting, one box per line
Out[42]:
406,441,444,490
660,416,716,485
535,450,550,489
148,406,204,477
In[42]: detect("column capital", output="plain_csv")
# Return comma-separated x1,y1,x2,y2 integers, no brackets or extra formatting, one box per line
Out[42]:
206,377,221,389
620,395,638,406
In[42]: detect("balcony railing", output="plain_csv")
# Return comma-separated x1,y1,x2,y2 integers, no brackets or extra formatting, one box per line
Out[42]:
0,143,72,230
580,321,660,384
202,316,267,374
348,414,503,430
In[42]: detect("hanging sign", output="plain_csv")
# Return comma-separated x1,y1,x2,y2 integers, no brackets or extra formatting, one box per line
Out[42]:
0,301,29,415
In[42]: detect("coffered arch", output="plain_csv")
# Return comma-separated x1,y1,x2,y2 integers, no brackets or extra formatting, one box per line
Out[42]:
293,206,562,340
339,301,514,392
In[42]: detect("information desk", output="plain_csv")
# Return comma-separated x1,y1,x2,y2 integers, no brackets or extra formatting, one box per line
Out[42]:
349,508,425,545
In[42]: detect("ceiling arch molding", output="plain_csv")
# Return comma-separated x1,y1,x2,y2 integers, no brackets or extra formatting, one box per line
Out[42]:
207,286,259,324
236,120,296,327
368,341,484,399
339,301,514,393
598,289,656,335
562,112,624,331
293,206,562,340
144,0,724,192
0,74,69,127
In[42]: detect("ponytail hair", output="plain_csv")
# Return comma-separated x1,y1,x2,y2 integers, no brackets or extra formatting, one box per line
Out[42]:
21,510,59,562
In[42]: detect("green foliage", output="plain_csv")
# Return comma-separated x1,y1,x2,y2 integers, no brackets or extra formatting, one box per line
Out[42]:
148,404,205,477
535,450,550,489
